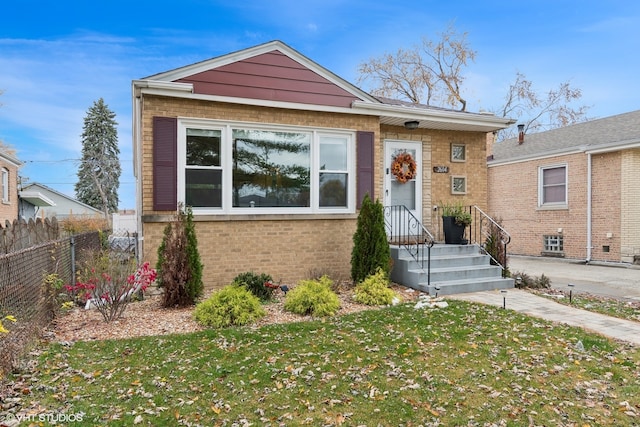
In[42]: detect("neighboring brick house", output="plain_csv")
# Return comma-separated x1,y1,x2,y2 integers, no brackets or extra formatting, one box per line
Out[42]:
488,110,640,264
0,150,23,224
132,40,513,289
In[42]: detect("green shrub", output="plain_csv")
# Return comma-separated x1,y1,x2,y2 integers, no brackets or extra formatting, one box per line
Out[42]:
511,271,550,289
232,271,274,302
354,268,397,306
156,205,204,307
351,194,391,284
283,276,340,317
193,285,266,328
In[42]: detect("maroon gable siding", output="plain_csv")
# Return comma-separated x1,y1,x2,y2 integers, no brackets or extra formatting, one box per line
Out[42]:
153,117,178,211
177,50,359,108
356,131,375,208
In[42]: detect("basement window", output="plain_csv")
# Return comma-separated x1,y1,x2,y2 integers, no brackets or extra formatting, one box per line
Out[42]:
542,235,564,256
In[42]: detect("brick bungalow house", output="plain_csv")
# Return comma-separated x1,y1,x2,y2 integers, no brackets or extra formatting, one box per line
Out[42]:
0,150,23,224
132,40,514,289
488,110,640,264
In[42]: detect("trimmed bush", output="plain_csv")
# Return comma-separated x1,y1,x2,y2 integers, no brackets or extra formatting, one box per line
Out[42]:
353,268,397,306
351,194,391,284
232,271,275,302
283,276,340,317
193,285,265,328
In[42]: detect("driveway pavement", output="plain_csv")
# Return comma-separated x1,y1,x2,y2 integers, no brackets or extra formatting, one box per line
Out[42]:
447,255,640,346
507,255,640,301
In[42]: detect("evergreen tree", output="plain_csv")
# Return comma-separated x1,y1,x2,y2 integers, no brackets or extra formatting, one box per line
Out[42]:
75,98,121,220
351,194,391,284
157,206,204,307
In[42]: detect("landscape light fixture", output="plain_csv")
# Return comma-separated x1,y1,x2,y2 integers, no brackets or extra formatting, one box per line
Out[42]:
434,286,441,298
568,283,575,303
404,120,420,130
501,289,507,309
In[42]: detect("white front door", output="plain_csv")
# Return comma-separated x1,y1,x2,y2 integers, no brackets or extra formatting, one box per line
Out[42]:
384,140,422,224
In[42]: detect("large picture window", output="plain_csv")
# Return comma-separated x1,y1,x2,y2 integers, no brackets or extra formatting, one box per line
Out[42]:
178,120,354,214
232,129,311,208
539,165,567,207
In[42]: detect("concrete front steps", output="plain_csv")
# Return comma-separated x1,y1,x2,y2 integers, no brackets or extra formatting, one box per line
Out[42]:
390,243,514,295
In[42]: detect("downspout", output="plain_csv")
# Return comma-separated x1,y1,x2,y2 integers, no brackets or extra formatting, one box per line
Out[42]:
133,84,144,263
586,152,593,263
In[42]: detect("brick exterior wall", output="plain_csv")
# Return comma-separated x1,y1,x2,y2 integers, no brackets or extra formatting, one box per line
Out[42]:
621,148,640,263
488,149,631,263
0,158,20,223
381,126,488,239
139,96,493,289
140,95,379,289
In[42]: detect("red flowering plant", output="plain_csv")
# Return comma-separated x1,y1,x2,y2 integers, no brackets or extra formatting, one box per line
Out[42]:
71,250,157,322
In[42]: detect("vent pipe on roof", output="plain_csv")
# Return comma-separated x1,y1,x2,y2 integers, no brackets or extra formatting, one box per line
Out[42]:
517,124,525,144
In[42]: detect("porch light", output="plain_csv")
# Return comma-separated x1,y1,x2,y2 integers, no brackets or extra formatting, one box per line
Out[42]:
404,120,420,130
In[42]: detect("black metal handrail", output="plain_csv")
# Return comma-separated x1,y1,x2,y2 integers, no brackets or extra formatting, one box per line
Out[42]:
468,205,511,277
383,205,435,287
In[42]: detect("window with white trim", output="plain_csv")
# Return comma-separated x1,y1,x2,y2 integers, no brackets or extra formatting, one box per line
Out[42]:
178,120,354,214
1,168,9,203
539,165,567,207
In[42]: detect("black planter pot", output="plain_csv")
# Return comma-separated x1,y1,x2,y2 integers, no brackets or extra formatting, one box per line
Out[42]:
442,216,466,244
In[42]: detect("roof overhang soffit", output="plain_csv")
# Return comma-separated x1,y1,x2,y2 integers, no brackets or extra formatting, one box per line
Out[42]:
131,80,516,133
352,100,516,133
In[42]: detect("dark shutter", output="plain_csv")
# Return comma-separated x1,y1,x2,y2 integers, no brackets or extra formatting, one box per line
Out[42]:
356,131,375,208
153,117,178,211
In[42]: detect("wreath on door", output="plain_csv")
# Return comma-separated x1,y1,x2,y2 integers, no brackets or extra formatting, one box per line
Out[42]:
391,152,417,183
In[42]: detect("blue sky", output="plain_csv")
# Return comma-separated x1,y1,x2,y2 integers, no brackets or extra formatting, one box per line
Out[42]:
1,0,638,210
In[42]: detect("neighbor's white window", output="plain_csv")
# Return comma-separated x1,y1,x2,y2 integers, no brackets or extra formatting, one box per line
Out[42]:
177,120,354,214
1,168,9,203
539,165,567,207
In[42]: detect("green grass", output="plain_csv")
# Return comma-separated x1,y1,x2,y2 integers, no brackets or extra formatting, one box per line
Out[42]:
6,300,640,426
531,289,640,322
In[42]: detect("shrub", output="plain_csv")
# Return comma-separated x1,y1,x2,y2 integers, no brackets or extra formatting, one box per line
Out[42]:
284,276,340,317
534,273,551,289
353,268,397,306
156,205,204,307
511,271,533,289
193,285,266,328
511,271,550,289
73,252,157,322
232,271,275,302
351,194,391,284
484,217,508,276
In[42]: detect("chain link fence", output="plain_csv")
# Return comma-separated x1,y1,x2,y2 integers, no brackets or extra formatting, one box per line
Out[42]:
0,231,103,376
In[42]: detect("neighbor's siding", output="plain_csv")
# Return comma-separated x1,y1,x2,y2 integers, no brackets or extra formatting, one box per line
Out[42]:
0,159,20,223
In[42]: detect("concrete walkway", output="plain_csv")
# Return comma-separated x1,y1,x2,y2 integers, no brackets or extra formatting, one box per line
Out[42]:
448,288,640,346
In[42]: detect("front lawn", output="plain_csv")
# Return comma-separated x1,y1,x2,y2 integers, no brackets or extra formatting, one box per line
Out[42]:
4,300,640,426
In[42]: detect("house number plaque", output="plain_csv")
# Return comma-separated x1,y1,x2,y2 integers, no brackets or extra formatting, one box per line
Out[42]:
433,166,449,173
